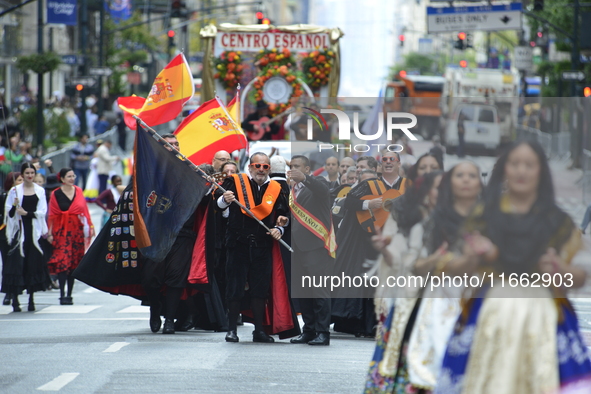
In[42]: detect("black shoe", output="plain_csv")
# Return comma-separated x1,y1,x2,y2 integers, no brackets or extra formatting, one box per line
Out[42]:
3,294,11,305
252,330,275,343
225,330,239,342
308,332,330,346
162,318,175,334
290,332,316,344
149,305,162,333
12,297,21,313
175,315,195,332
60,297,73,305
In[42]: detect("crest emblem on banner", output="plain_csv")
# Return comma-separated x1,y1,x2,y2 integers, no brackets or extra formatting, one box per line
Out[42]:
108,242,114,251
116,227,122,235
106,253,115,263
131,251,138,259
122,241,128,249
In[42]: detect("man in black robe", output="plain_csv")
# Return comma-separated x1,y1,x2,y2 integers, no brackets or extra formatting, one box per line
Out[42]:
331,152,406,337
288,155,334,346
217,152,291,343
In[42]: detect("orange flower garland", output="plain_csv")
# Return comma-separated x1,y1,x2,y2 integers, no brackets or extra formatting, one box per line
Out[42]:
302,49,334,89
253,48,303,117
214,51,244,90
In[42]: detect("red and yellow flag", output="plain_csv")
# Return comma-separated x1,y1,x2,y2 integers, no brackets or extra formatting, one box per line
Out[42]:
173,94,247,166
118,54,194,130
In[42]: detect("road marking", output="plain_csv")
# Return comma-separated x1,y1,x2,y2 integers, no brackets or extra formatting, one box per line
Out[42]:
116,305,149,314
36,373,79,391
103,342,130,353
0,317,148,322
83,288,99,294
36,305,101,314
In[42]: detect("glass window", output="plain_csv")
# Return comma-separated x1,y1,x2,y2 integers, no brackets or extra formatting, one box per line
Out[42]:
385,86,395,103
458,106,475,121
478,108,495,123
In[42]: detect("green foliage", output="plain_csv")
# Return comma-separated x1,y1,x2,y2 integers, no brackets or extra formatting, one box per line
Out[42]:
16,106,72,147
390,53,441,79
46,110,72,145
16,52,61,74
18,106,38,136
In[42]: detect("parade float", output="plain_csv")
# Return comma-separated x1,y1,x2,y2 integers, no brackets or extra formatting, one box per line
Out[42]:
199,23,344,124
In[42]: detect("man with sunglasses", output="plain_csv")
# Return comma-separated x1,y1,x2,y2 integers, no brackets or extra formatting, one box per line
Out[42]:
217,152,297,343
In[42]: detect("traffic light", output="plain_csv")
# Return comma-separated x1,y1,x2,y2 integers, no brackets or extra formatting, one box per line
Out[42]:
399,70,407,78
76,84,84,91
171,0,186,18
262,18,270,25
584,87,591,97
455,32,466,50
459,60,468,68
256,11,264,24
168,30,176,48
533,0,544,11
399,34,405,47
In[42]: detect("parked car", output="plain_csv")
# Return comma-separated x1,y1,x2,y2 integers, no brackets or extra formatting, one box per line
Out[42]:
445,104,501,154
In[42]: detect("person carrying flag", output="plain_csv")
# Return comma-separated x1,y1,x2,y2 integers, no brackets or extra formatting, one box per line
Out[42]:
217,152,290,343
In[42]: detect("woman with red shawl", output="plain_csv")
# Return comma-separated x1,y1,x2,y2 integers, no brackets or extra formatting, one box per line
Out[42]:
47,167,94,305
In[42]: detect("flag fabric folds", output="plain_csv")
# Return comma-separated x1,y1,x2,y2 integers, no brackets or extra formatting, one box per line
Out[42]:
73,184,146,299
118,54,194,130
173,95,247,166
132,124,210,262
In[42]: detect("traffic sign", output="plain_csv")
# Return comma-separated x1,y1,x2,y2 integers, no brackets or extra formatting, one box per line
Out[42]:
427,3,522,33
88,67,113,77
514,46,533,70
71,77,96,87
561,71,585,81
61,55,83,66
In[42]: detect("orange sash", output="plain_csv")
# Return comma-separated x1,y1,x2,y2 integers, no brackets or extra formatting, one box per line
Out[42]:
232,173,281,220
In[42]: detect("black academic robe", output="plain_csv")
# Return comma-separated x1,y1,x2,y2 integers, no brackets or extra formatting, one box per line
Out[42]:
330,177,403,336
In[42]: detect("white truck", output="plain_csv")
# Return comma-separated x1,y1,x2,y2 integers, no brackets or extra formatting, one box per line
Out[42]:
440,66,520,152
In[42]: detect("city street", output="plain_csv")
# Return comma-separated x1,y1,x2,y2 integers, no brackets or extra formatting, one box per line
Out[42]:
2,145,591,393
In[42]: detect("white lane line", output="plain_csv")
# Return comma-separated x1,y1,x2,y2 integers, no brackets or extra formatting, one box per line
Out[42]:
116,305,149,314
1,317,149,322
37,373,80,391
36,305,101,314
103,342,130,353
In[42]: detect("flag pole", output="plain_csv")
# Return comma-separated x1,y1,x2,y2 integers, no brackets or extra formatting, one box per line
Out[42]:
133,115,293,253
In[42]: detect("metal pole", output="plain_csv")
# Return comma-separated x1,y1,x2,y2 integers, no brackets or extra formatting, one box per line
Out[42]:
133,115,294,253
37,0,44,149
79,0,88,134
49,27,53,100
98,0,105,117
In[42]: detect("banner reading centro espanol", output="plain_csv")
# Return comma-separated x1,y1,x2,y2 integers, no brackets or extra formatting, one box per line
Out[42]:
46,0,77,25
214,32,330,56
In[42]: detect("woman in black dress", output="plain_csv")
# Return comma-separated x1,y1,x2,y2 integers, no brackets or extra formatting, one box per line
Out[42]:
2,163,49,311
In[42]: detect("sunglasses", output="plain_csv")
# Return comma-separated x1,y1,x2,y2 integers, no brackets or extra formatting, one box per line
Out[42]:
382,157,399,163
250,163,270,170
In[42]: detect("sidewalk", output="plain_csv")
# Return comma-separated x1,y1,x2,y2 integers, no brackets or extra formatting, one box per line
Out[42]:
551,159,588,228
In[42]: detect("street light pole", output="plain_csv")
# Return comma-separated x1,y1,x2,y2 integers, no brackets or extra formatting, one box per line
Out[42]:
98,2,105,117
37,0,44,149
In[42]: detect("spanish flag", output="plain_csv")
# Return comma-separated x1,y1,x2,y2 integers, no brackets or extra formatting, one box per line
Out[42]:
173,94,247,166
118,54,194,130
